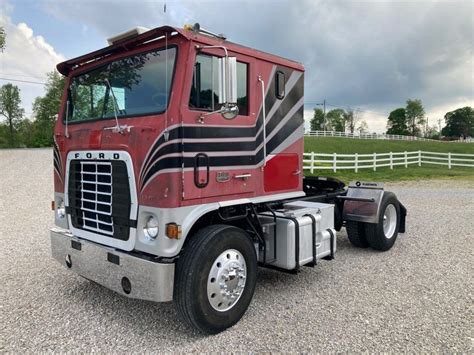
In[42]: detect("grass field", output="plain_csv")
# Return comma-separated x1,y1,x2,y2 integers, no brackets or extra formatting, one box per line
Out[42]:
303,137,474,182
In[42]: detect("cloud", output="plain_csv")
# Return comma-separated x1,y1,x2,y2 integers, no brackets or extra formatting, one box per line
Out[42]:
0,8,64,117
39,0,474,131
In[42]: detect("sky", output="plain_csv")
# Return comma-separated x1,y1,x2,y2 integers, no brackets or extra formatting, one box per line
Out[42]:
0,0,473,132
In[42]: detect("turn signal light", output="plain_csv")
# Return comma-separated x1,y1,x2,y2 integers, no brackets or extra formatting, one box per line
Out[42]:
51,201,55,211
166,223,182,239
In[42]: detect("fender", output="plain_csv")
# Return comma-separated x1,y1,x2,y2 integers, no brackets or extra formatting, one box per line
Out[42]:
341,181,406,232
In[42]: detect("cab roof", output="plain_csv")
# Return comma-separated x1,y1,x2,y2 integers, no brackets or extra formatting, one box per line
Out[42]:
57,25,304,76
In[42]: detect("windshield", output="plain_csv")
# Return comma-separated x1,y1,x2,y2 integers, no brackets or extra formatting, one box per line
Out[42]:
65,46,177,123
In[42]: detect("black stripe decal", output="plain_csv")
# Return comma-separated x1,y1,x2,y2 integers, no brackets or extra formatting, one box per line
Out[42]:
255,66,294,133
141,115,299,188
265,74,304,137
141,127,183,178
53,140,63,181
266,108,304,154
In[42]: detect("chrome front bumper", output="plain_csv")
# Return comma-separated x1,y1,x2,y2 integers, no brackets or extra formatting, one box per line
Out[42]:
50,228,175,302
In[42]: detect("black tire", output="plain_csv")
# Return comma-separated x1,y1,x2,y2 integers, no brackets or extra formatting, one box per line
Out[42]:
346,221,369,248
174,224,257,334
365,192,400,251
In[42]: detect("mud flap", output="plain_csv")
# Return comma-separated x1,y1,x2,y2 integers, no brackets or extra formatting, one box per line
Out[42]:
340,181,406,234
341,181,385,224
399,203,407,233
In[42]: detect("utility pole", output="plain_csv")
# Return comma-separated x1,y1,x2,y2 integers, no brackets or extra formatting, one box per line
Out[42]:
438,118,442,133
323,99,326,131
316,99,326,131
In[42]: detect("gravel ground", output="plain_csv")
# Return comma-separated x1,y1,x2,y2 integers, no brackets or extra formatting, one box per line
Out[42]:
1,148,473,352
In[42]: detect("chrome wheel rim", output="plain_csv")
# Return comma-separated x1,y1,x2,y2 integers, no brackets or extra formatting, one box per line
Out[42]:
207,249,247,312
383,204,397,239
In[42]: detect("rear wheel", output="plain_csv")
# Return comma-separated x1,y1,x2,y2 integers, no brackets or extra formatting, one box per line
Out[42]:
346,221,369,248
174,224,257,334
365,192,400,251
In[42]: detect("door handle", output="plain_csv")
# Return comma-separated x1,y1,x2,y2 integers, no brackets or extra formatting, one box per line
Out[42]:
292,169,301,176
234,173,252,180
194,153,209,188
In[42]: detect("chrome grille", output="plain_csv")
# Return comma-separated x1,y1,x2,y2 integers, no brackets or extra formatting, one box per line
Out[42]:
68,158,132,241
79,161,114,235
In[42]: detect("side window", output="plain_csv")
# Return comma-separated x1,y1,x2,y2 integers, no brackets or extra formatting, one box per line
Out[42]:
275,71,285,100
189,54,248,116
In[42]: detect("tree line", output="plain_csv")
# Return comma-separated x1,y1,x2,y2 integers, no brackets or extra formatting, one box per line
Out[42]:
310,108,369,134
0,26,65,148
310,98,473,140
386,99,473,139
0,72,65,148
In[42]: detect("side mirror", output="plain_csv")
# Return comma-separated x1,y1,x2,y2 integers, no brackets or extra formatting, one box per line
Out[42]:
218,56,239,119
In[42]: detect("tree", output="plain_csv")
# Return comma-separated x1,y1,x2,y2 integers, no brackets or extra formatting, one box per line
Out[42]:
326,108,345,132
344,109,358,134
310,108,325,131
405,99,425,136
386,108,409,135
0,26,5,52
441,107,474,138
32,71,65,146
425,125,440,140
0,84,24,146
357,120,369,134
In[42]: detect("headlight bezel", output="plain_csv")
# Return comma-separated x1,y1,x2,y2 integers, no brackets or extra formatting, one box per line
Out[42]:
143,216,159,240
56,200,66,219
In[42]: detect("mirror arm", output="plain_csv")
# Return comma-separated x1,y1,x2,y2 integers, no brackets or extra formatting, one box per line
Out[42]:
195,45,228,57
65,99,70,139
196,105,228,124
258,76,267,167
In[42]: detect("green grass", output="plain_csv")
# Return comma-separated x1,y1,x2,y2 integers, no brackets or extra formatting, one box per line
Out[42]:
303,137,474,183
304,137,474,155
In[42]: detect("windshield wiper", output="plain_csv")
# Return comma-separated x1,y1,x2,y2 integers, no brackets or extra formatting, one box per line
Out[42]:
64,88,72,138
104,78,125,134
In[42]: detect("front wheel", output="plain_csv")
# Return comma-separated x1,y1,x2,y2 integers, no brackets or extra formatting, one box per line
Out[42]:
365,192,401,251
174,224,257,334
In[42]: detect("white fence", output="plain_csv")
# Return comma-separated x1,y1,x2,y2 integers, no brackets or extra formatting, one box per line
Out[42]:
303,151,474,173
305,130,473,143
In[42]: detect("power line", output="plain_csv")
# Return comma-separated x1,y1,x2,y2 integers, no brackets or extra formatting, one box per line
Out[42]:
327,102,388,117
0,72,48,81
304,101,389,118
0,77,46,85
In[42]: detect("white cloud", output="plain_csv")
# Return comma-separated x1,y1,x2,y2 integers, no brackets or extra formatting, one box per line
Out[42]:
0,9,64,117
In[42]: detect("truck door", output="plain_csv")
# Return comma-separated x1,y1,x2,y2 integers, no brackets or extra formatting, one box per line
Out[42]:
181,50,257,201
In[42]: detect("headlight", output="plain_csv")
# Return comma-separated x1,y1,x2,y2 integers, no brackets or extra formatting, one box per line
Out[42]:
144,216,159,240
56,200,66,219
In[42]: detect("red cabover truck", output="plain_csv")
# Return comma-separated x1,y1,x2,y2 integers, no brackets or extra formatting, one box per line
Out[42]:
50,24,407,334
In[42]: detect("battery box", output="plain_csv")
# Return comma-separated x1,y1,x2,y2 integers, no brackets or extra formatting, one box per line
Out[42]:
258,201,336,270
